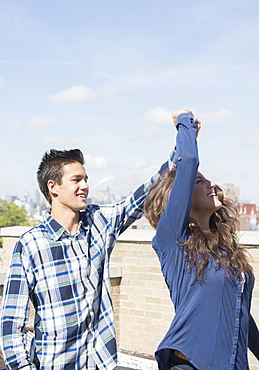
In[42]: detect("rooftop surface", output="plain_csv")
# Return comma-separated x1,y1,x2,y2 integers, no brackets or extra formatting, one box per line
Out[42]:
116,352,158,370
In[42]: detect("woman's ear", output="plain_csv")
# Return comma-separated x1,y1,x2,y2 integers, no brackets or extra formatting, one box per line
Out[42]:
47,180,59,199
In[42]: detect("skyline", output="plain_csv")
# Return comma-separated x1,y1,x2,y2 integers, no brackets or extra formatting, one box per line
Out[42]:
1,1,259,205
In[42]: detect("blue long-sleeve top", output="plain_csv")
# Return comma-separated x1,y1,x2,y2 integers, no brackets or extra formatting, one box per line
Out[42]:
152,113,259,370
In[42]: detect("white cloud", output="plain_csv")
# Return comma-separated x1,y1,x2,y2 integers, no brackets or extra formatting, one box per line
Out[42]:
144,107,172,126
242,132,259,149
97,176,114,185
0,119,20,131
49,85,98,103
0,77,4,86
198,108,233,124
27,116,50,131
131,161,148,170
85,155,109,169
144,107,172,138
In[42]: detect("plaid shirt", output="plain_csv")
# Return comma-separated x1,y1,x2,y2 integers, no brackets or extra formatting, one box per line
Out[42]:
0,155,174,370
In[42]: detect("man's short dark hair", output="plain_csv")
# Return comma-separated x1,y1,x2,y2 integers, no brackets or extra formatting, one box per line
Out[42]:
37,149,85,204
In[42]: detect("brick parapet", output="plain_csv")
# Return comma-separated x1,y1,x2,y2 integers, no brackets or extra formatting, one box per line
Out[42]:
0,227,259,368
113,229,259,368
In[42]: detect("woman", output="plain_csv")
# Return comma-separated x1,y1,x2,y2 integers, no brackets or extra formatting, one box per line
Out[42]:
144,110,259,370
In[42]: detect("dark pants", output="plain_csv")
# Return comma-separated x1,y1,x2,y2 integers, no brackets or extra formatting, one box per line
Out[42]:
168,351,197,370
169,365,196,370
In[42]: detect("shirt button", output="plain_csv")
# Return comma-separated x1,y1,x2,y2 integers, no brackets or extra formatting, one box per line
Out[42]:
178,156,182,161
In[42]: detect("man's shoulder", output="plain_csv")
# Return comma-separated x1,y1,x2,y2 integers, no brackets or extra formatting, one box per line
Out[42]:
19,222,48,243
11,222,49,255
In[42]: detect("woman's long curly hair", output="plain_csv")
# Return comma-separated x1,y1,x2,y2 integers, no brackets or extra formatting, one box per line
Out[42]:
144,169,254,281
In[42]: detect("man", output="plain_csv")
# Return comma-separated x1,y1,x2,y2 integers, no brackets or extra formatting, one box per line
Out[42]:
0,147,175,370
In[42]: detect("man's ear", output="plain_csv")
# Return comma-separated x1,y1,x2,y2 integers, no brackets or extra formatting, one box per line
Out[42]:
47,180,59,199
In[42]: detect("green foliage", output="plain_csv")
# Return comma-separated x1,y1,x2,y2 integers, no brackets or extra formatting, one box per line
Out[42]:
0,200,36,228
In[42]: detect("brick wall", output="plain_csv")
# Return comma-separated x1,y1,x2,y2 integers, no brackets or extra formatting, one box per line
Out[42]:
0,227,259,369
111,236,174,357
112,229,259,369
0,226,29,274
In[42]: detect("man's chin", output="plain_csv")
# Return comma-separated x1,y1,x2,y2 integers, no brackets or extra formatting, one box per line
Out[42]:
79,202,87,210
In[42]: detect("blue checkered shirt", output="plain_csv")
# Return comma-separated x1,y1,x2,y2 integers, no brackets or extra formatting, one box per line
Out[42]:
0,154,174,370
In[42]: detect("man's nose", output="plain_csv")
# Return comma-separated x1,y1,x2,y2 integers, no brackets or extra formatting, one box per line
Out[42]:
80,179,89,190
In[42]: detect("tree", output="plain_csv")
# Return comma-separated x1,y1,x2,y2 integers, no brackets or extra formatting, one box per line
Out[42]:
0,200,34,227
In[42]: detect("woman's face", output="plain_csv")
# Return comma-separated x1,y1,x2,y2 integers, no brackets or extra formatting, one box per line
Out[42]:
190,172,222,219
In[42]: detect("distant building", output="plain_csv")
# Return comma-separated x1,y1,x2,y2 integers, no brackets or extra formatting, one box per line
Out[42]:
237,203,257,231
221,184,258,230
131,205,258,232
222,183,239,203
5,195,18,203
257,209,259,230
93,186,116,205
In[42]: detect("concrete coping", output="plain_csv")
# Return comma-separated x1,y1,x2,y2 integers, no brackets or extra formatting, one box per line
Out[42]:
119,230,259,247
118,229,155,242
0,226,156,240
0,226,31,237
239,231,259,246
110,265,122,278
1,227,259,246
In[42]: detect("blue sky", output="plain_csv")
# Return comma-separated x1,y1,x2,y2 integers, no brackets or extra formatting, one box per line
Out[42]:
1,0,259,205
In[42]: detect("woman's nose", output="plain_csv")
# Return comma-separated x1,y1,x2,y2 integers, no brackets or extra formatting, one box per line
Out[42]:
207,179,216,188
210,181,216,189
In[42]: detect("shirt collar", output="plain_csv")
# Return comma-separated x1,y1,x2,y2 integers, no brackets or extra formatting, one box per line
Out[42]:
78,210,90,231
43,210,89,241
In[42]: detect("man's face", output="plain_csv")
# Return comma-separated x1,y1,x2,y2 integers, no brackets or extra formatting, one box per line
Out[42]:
50,162,89,212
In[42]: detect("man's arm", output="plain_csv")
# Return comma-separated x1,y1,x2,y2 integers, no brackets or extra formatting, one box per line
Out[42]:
0,240,36,369
99,149,176,235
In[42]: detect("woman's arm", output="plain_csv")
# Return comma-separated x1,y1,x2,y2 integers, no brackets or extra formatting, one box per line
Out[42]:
153,112,199,252
249,313,259,359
